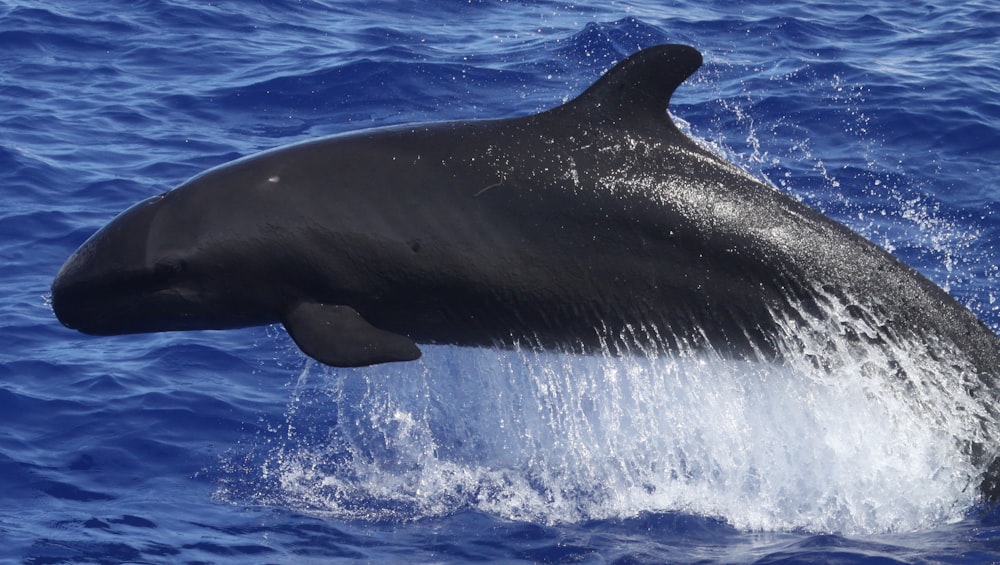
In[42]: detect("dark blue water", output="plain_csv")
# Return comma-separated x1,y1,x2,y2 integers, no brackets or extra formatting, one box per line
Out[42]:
4,1,1000,562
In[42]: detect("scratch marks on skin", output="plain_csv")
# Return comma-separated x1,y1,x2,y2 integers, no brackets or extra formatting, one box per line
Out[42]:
474,145,515,198
474,180,504,197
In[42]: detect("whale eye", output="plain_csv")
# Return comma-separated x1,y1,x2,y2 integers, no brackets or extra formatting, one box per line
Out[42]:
152,259,187,282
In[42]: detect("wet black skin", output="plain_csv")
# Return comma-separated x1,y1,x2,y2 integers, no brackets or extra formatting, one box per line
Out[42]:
51,45,1000,373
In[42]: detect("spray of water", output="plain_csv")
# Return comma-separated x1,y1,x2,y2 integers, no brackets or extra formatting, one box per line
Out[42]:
222,290,994,535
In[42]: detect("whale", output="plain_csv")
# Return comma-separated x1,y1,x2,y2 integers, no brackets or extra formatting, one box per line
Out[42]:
51,44,1000,378
50,43,1000,498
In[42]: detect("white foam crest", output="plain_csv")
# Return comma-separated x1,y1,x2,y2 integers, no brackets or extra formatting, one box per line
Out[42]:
244,312,989,534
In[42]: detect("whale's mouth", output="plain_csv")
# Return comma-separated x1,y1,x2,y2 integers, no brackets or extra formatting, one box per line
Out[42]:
51,265,172,335
50,242,272,337
51,257,240,336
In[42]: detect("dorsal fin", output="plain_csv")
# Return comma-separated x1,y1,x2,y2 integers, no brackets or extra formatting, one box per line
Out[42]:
552,44,702,129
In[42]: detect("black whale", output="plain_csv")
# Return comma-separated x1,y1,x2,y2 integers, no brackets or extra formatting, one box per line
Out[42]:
51,44,1000,497
51,44,1000,380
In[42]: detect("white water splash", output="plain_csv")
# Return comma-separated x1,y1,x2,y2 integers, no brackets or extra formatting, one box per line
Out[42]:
231,315,989,535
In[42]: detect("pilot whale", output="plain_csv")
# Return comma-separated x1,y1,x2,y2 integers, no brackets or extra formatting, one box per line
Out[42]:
51,44,1000,382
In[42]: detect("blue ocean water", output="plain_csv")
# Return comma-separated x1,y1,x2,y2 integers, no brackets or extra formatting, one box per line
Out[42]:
3,0,1000,562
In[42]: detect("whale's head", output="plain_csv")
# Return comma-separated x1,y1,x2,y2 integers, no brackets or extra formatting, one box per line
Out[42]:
51,180,284,336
